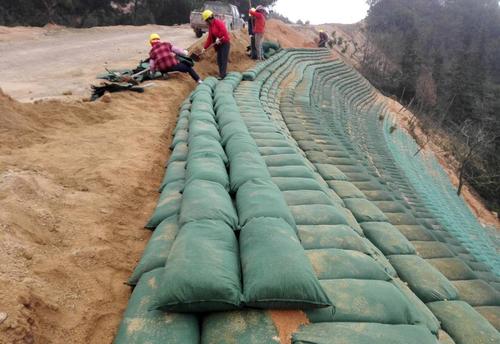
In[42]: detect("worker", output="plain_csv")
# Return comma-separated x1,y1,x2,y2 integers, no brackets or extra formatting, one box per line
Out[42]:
318,29,329,48
249,6,267,60
201,10,231,79
148,33,202,83
248,9,257,59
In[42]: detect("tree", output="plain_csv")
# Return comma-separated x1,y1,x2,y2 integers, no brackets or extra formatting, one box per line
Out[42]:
454,120,497,196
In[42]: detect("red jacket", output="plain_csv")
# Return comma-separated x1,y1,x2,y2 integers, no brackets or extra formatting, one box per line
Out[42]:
249,9,266,34
204,18,231,49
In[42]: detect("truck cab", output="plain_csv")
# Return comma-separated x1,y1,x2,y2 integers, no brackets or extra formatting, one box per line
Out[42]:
190,1,244,38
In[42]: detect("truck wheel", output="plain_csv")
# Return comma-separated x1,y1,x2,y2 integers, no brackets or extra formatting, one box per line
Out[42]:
195,29,203,38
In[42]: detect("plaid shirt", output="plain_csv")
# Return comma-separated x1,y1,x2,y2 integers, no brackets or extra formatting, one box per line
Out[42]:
149,42,179,72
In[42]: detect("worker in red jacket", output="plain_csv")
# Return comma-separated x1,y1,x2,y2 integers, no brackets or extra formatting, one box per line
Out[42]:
148,33,202,83
201,10,231,79
249,6,267,60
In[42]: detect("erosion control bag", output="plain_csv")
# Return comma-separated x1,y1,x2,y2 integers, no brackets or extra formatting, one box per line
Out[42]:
236,178,296,228
427,300,500,344
361,222,416,255
230,153,272,193
292,323,439,344
201,310,280,344
114,269,199,344
240,217,332,309
145,189,182,229
128,216,179,285
306,249,390,280
185,152,229,190
306,279,423,325
152,220,242,312
388,255,459,303
179,180,238,228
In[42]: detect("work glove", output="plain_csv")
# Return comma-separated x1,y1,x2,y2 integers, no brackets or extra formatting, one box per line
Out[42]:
183,49,189,56
215,38,221,45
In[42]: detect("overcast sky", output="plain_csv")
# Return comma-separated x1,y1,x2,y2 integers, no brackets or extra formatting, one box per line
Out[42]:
273,0,369,24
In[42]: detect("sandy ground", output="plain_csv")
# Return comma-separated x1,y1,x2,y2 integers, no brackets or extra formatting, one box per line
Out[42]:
0,24,199,102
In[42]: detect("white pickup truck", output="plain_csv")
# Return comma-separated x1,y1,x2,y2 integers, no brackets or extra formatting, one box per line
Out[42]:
190,1,245,38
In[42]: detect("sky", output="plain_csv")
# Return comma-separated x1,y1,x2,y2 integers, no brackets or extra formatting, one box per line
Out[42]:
272,0,369,25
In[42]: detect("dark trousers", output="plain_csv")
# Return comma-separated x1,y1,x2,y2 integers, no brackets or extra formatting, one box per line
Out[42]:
250,35,257,59
217,42,230,79
164,61,200,82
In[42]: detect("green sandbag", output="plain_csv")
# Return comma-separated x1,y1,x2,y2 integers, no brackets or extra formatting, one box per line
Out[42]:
453,280,500,306
114,269,199,344
306,279,422,325
179,180,238,228
268,166,315,178
298,225,371,253
240,217,332,309
328,180,365,199
189,119,221,141
396,225,435,241
385,212,419,225
152,220,242,312
339,208,364,235
365,241,398,277
306,249,389,280
344,198,389,223
290,205,348,226
392,278,441,334
264,154,306,166
259,146,296,155
230,152,271,193
128,216,179,285
170,129,188,149
255,139,292,148
236,178,296,228
475,306,500,330
224,133,260,160
363,190,395,201
388,255,459,303
168,142,188,163
283,190,334,206
427,258,478,280
220,121,250,145
292,323,439,344
185,152,229,190
188,135,228,165
427,301,500,344
373,201,407,213
145,191,182,229
201,310,280,344
305,151,330,163
262,40,281,52
315,164,347,181
412,241,455,258
272,177,324,191
190,109,216,124
361,222,416,255
159,161,186,191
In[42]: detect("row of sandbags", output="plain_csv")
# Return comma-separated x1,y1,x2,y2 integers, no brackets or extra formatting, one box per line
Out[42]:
289,58,500,343
232,50,443,344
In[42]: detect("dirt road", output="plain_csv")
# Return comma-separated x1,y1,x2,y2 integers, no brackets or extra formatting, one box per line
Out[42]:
0,24,198,101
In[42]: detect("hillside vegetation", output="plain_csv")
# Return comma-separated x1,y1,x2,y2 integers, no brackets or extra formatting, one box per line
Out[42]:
362,0,500,213
0,0,276,27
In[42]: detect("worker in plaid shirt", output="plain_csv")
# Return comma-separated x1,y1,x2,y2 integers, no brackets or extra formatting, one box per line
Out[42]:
149,33,202,83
